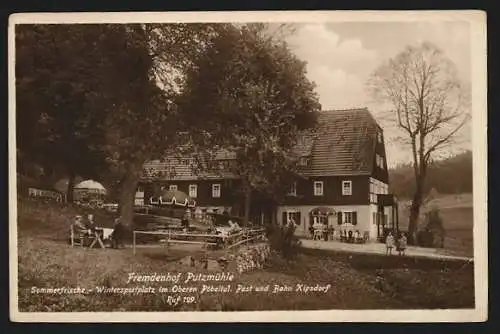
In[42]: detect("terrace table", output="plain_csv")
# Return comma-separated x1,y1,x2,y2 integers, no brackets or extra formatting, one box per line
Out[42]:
88,228,106,249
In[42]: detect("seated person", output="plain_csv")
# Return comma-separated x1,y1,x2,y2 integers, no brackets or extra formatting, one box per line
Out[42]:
86,213,97,233
228,220,241,232
354,230,361,243
68,215,89,245
347,230,354,243
312,220,323,232
340,229,347,242
308,224,315,239
73,215,87,232
323,224,330,241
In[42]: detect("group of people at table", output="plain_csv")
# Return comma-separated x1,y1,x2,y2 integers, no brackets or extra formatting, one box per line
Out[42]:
308,221,368,243
70,213,125,249
306,220,408,255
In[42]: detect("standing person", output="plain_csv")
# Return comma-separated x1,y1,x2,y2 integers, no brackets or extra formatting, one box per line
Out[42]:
398,233,407,256
181,210,190,232
385,231,395,255
111,217,125,249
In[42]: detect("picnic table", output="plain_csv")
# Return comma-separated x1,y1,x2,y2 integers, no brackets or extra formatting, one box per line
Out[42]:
70,226,112,249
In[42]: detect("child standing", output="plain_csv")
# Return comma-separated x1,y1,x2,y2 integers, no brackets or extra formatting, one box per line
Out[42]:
385,232,395,255
398,233,407,256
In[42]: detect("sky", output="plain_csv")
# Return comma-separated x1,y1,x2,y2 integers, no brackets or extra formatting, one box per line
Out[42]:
285,21,472,166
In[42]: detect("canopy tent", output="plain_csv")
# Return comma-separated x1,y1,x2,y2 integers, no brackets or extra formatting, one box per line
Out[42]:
310,206,336,216
149,189,196,208
74,180,107,194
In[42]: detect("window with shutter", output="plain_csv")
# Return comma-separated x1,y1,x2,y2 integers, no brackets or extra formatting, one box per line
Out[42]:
282,212,287,225
337,212,343,225
352,212,358,225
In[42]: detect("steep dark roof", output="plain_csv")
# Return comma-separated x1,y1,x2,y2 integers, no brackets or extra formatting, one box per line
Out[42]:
300,108,379,176
141,108,380,180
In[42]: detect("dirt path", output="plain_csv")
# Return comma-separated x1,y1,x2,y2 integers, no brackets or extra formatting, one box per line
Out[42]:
300,239,473,262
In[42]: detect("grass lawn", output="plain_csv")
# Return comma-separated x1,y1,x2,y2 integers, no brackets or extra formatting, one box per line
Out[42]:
16,199,475,312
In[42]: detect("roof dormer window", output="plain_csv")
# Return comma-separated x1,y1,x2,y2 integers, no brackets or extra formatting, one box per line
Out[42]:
298,156,309,167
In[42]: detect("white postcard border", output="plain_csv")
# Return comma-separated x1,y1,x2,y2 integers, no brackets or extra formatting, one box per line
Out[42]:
8,10,488,323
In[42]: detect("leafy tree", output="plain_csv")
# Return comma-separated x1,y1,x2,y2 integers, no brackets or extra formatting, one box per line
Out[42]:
367,42,470,244
93,24,230,226
16,24,113,201
16,23,233,226
179,23,320,225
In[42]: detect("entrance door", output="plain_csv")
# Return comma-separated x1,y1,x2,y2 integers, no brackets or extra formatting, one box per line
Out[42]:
376,208,386,241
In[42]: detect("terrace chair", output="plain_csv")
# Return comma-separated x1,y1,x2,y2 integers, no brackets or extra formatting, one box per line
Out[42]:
70,225,88,248
313,229,323,241
340,232,346,243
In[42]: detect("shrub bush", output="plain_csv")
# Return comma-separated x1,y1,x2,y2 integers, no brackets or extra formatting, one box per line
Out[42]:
265,223,301,259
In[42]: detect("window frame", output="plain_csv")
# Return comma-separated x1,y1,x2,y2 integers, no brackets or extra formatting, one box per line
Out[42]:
313,181,324,196
212,183,221,198
342,180,352,196
188,184,198,198
343,211,358,225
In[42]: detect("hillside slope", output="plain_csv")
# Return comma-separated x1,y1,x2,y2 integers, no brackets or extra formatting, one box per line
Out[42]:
389,151,472,198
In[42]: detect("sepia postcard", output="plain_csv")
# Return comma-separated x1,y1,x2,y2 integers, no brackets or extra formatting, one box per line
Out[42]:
8,10,487,322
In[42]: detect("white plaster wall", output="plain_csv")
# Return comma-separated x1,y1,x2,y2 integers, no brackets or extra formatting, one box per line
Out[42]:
277,205,374,241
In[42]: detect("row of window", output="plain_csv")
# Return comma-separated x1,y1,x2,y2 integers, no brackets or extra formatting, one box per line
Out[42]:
289,180,353,197
369,178,389,203
287,211,358,225
377,131,383,143
159,179,355,199
375,153,385,169
161,184,221,198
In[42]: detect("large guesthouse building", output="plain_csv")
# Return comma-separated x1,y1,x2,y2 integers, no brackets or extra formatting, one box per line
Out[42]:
137,108,398,241
277,108,397,240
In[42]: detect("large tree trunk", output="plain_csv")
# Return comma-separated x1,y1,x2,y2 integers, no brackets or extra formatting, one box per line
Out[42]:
408,180,424,245
119,164,141,229
66,169,76,204
241,179,252,226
